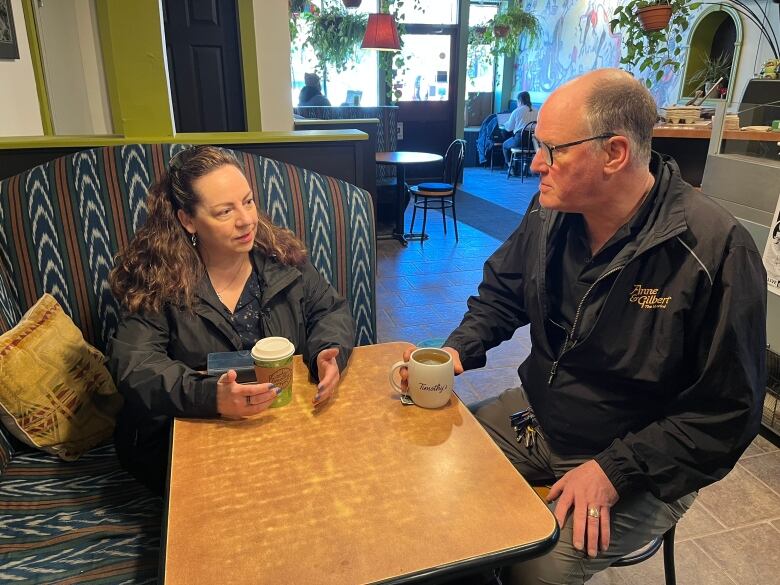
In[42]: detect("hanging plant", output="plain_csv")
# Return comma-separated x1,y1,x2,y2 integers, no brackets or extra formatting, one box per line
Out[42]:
637,4,673,32
475,3,541,58
301,2,367,77
342,0,362,7
610,0,701,88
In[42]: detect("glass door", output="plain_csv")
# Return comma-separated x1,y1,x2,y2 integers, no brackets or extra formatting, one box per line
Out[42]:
394,5,460,179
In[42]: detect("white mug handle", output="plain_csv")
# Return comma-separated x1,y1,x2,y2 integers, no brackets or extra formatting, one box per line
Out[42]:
389,360,410,394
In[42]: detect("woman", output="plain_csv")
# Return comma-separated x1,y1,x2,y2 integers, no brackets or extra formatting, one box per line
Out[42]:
108,146,355,494
502,91,537,168
298,72,331,107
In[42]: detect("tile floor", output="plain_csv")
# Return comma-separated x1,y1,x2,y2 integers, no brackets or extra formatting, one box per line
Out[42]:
375,166,780,585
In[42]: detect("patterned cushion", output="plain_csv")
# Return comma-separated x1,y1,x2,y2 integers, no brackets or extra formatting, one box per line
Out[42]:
0,144,376,350
0,294,123,461
0,443,160,584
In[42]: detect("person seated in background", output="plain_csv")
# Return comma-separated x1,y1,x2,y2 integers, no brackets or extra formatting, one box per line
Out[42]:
502,91,538,167
298,72,331,107
107,146,355,495
401,69,766,584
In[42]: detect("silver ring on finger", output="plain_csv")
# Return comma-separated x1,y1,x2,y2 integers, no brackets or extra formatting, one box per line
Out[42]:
587,505,600,519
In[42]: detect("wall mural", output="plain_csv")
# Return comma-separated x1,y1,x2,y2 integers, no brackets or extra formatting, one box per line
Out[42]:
513,0,687,107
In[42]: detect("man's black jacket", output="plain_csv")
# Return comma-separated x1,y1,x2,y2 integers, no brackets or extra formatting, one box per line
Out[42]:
445,154,767,503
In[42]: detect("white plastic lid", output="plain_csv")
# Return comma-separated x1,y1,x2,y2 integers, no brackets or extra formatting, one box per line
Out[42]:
251,336,295,361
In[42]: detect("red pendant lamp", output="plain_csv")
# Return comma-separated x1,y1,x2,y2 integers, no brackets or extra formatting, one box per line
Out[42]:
361,13,401,51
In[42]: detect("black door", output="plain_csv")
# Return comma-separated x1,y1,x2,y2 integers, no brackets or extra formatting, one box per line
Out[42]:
163,0,246,132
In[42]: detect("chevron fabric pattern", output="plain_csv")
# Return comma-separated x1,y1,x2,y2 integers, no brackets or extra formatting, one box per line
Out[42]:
0,144,376,583
294,106,398,180
0,444,161,584
0,425,13,475
0,144,376,351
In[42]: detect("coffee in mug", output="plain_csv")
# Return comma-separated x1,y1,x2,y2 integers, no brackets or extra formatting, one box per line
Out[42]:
389,347,454,409
251,337,295,407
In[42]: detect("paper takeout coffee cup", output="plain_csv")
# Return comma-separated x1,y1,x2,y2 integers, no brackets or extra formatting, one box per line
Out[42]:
251,337,295,407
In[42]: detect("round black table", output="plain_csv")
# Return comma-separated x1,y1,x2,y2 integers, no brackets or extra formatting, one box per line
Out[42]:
375,151,443,245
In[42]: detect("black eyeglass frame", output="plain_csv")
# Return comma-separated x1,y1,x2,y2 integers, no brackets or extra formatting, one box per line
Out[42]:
532,133,617,166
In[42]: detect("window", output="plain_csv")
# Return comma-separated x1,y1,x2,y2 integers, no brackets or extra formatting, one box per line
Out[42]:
290,0,379,107
394,34,452,102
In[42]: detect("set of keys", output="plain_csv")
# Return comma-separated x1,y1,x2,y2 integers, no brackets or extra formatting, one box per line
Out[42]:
510,407,539,449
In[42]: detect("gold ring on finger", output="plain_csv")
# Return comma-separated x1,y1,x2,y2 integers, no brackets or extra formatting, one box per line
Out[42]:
587,505,600,519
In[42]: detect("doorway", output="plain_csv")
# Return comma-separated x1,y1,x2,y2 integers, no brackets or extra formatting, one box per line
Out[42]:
162,0,246,132
395,25,459,179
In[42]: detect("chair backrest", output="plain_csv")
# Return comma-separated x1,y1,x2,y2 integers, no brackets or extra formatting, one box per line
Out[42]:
519,121,537,151
443,139,466,187
0,145,377,351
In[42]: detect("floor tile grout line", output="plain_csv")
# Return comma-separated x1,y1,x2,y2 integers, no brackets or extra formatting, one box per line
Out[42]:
678,518,780,542
736,458,780,499
689,539,741,585
693,499,729,531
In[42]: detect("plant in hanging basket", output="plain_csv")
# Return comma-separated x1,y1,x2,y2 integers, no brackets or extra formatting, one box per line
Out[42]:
342,0,362,7
610,0,701,88
476,3,541,57
493,24,510,38
302,3,367,75
636,4,672,32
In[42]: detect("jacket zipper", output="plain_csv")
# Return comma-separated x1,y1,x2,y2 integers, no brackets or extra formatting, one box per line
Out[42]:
548,265,624,385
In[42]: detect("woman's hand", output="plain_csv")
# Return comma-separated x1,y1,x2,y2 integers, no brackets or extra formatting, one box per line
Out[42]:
216,369,280,419
314,348,341,405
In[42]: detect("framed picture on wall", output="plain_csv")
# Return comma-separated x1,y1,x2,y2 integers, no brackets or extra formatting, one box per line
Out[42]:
0,0,20,60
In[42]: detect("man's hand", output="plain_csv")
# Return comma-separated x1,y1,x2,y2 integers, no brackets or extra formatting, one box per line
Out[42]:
314,347,341,405
399,345,464,391
547,460,619,558
216,370,280,419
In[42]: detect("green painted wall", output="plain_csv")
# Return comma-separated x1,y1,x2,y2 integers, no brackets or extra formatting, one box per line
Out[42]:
20,0,53,135
95,0,173,137
238,0,262,131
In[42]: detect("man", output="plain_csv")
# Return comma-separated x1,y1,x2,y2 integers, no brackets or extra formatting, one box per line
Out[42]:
402,69,766,584
502,91,537,169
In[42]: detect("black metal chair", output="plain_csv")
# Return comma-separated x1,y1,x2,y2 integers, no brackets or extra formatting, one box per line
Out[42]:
408,139,466,242
612,525,677,585
507,120,537,181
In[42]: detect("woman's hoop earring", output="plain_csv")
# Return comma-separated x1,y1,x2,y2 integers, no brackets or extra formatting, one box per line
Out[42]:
191,233,197,247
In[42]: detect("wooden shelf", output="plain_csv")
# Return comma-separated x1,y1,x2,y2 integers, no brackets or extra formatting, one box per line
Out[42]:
653,126,711,139
722,130,780,142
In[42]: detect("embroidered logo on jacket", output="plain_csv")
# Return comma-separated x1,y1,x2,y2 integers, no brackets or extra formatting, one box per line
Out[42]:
630,284,672,309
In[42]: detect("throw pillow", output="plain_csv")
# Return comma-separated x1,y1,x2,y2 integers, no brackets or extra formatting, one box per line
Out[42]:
0,294,123,461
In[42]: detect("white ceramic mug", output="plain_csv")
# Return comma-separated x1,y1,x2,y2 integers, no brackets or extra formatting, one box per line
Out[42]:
389,348,454,409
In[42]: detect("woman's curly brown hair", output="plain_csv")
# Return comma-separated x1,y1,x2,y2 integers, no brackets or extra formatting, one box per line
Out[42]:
110,146,307,314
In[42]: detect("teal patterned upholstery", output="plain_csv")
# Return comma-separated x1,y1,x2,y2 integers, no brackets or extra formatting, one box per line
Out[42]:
294,106,398,181
0,144,376,349
0,144,376,583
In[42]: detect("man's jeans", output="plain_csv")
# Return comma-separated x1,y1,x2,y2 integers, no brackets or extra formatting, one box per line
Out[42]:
471,387,695,585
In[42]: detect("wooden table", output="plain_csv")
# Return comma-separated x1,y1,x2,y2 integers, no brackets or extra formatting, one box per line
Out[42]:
163,342,558,585
376,151,443,245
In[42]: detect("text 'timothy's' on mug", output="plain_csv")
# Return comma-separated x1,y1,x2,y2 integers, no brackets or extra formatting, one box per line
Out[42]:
389,348,454,409
251,337,295,408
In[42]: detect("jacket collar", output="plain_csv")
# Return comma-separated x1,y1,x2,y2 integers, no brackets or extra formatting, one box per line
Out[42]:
538,151,689,269
192,248,302,349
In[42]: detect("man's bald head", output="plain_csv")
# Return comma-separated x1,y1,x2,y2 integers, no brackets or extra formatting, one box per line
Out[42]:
551,69,658,168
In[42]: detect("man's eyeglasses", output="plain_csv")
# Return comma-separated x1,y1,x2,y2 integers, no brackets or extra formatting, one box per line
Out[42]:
532,133,617,166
